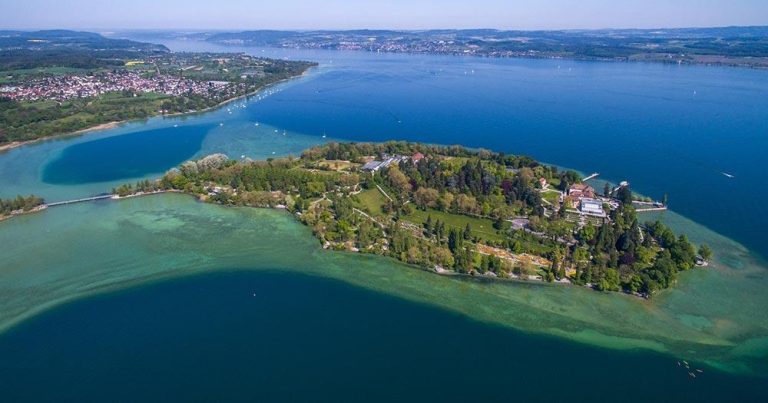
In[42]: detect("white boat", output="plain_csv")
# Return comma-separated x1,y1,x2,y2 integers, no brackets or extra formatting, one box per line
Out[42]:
722,172,735,178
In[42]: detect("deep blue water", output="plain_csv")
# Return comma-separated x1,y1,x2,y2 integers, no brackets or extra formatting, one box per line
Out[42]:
42,124,213,184
37,42,768,259
245,56,768,260
1,271,766,403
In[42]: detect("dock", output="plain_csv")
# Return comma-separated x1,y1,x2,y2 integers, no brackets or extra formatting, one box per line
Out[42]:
583,172,600,181
636,207,668,213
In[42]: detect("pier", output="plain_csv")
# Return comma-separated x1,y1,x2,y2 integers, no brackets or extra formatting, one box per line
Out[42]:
583,172,600,181
636,207,668,213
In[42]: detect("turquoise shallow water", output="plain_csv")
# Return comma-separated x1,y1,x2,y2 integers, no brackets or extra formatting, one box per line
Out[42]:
1,41,768,397
0,194,767,401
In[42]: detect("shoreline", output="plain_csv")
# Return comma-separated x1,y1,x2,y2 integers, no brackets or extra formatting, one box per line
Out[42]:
0,67,315,154
210,42,768,71
0,190,763,378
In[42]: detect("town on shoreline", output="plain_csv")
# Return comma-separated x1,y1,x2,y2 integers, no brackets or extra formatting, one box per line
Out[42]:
1,45,317,149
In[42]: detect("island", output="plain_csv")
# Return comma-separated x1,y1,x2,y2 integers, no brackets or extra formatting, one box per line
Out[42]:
113,141,712,298
0,30,316,149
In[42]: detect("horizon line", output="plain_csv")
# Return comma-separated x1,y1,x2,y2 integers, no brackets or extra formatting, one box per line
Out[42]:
3,24,768,33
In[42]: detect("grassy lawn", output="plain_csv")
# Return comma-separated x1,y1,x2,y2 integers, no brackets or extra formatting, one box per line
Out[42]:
404,208,504,242
541,189,561,205
352,188,388,217
316,160,355,171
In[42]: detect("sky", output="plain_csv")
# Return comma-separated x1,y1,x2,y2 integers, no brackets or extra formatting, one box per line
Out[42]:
0,0,766,31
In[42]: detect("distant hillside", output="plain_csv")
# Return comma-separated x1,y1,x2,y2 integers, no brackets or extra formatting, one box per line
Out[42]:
201,26,768,68
0,30,169,70
0,30,169,52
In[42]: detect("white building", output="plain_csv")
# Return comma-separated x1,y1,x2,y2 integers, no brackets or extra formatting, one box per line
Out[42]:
579,198,606,217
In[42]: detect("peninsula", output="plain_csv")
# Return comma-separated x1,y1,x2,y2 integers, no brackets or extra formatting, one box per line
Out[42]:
115,142,711,297
0,31,316,149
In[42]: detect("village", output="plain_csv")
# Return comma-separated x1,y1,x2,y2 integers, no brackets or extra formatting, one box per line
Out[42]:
0,70,230,102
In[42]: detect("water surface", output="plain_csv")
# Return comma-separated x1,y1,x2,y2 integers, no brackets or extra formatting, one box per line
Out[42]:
2,269,766,402
1,41,768,392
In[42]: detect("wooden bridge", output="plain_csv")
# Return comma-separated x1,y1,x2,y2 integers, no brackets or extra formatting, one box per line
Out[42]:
45,195,113,207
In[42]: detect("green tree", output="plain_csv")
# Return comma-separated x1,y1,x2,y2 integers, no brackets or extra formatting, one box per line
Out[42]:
698,244,713,261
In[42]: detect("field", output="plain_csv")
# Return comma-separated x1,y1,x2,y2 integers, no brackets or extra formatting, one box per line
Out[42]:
315,160,355,171
541,189,561,205
352,188,388,217
403,208,504,242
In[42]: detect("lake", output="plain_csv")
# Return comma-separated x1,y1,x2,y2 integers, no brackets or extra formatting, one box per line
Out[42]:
2,269,767,402
1,39,767,400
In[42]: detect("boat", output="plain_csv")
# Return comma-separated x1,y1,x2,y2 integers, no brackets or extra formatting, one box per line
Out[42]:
722,172,735,178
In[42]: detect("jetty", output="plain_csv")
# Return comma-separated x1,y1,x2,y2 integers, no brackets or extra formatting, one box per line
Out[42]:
583,172,600,181
636,207,668,213
633,200,668,213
